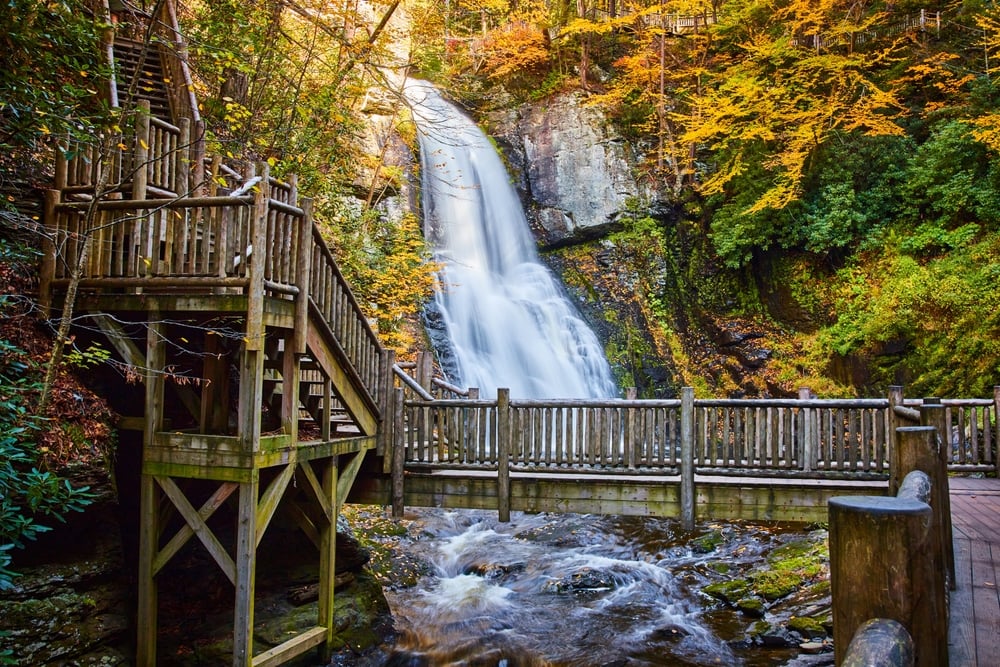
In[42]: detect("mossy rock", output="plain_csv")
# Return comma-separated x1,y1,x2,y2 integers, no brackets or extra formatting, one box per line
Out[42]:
751,569,804,601
787,615,827,638
736,596,766,617
703,579,750,605
708,561,731,575
691,530,726,554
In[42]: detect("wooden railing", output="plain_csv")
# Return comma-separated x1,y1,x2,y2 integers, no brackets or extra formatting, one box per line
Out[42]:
395,385,999,476
43,149,385,414
308,225,384,407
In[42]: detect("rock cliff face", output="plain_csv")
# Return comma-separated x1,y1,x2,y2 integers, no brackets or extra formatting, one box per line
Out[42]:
478,91,793,398
487,93,665,248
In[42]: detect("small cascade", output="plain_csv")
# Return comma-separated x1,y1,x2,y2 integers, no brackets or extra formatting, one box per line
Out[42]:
404,80,618,399
382,510,750,666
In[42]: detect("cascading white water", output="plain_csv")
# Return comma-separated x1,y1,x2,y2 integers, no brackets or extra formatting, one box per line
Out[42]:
404,80,618,399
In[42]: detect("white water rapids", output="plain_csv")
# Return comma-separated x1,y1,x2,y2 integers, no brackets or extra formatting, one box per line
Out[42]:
404,80,618,399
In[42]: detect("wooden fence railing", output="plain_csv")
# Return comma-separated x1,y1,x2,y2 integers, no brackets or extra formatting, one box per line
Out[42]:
395,384,1000,477
43,148,384,412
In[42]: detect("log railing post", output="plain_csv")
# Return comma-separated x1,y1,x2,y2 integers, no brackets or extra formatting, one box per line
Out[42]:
391,387,405,518
994,386,1000,466
799,387,815,472
829,491,935,666
888,385,904,493
680,387,695,530
497,388,511,522
38,190,60,318
133,100,150,200
293,199,313,355
920,402,956,590
378,349,397,466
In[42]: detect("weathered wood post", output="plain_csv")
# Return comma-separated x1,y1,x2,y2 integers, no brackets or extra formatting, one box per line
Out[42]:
841,618,915,667
829,491,936,666
497,388,511,522
38,189,60,318
391,387,405,518
377,348,396,465
133,100,151,200
920,402,956,590
680,387,695,530
888,385,904,492
137,313,166,666
799,387,815,472
994,386,1000,465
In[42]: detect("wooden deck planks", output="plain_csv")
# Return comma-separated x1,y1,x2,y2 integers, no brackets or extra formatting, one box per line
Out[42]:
948,476,1000,667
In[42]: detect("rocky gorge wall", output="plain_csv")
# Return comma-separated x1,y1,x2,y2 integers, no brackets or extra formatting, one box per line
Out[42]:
475,91,790,398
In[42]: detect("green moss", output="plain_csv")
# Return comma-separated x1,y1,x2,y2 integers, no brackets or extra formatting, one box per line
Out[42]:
736,597,766,617
691,530,726,554
703,579,750,605
751,569,804,601
787,615,827,637
708,561,731,574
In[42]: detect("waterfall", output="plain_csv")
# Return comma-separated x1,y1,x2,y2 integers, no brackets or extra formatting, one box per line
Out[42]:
405,80,618,399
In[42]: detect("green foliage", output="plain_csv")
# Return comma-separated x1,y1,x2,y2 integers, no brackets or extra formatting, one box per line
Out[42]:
0,0,112,151
0,244,94,591
63,342,111,370
0,339,94,591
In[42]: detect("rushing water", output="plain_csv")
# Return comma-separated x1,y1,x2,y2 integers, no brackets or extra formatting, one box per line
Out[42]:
373,509,825,667
404,80,618,399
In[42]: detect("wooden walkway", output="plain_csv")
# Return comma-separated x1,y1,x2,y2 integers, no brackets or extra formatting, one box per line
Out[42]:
949,476,1000,666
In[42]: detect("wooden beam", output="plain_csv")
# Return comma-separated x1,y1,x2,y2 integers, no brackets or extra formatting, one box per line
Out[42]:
155,475,237,584
297,461,333,523
255,463,296,548
233,479,259,666
154,481,238,576
335,447,372,515
284,498,320,548
136,473,159,667
137,312,165,667
305,324,377,435
251,626,327,667
318,458,338,656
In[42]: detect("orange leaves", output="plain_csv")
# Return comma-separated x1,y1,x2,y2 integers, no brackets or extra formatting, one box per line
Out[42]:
480,20,550,81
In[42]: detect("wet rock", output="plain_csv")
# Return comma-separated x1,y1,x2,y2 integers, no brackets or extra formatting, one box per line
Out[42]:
650,624,691,642
703,579,750,605
542,567,618,594
736,596,766,617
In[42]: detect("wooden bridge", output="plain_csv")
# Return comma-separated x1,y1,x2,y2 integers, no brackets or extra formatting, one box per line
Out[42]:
36,3,998,665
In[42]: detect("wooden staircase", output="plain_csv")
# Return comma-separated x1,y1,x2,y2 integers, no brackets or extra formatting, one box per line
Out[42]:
39,4,394,665
113,38,174,120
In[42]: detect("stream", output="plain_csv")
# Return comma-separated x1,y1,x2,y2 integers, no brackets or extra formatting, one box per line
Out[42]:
371,509,833,667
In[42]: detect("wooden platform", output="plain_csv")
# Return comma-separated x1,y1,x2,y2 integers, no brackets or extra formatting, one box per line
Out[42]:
948,476,1000,666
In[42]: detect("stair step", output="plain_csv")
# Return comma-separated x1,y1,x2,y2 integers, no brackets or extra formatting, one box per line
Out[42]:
113,39,172,119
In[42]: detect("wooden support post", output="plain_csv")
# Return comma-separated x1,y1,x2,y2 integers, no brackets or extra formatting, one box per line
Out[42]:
994,386,1000,464
888,385,904,494
201,332,230,433
39,190,60,318
246,162,268,352
799,387,815,472
318,457,338,657
497,388,511,522
829,490,945,667
895,425,949,645
133,100,150,200
233,477,259,667
680,387,695,530
378,349,397,463
137,312,165,666
293,199,313,355
391,387,405,518
281,333,300,439
176,117,191,196
920,403,956,591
